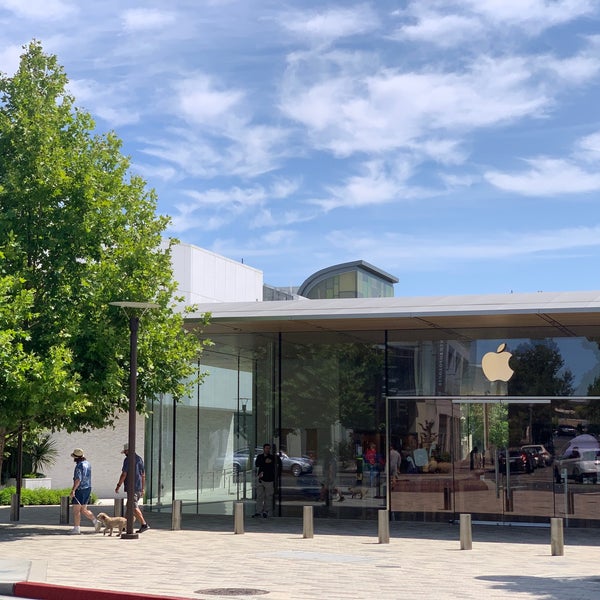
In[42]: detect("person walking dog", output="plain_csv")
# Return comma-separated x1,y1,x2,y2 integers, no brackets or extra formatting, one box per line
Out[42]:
68,448,99,535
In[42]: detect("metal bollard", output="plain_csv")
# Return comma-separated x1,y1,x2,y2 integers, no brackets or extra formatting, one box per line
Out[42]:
171,499,182,531
59,496,70,524
114,497,124,518
567,491,575,515
551,517,564,556
10,494,20,522
443,487,451,510
460,513,472,550
303,505,314,539
378,509,390,544
234,501,244,534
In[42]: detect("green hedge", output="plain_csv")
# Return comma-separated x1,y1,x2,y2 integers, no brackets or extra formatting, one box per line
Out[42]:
0,487,98,506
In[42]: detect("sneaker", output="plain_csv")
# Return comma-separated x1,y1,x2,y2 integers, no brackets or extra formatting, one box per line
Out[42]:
262,512,268,518
137,523,150,533
251,513,261,518
93,519,102,533
67,527,81,535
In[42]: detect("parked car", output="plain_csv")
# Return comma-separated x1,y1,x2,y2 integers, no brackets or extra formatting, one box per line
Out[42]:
498,449,535,473
555,424,578,437
521,446,541,468
554,448,600,483
521,444,552,467
232,447,313,477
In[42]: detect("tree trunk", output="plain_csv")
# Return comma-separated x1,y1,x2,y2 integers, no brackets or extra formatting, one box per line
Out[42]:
0,426,6,483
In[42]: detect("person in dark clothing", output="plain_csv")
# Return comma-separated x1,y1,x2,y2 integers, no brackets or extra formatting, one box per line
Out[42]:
253,443,282,518
470,446,479,470
115,443,150,533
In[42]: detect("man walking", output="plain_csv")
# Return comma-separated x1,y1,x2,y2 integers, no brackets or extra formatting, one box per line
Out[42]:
253,443,281,518
115,443,150,533
68,448,99,534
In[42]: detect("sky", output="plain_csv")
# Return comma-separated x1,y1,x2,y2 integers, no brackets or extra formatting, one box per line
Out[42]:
1,1,600,297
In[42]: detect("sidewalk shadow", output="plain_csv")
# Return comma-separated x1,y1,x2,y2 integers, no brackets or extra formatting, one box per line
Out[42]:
478,575,600,599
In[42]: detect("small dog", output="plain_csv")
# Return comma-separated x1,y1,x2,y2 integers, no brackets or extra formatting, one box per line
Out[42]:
348,486,369,499
329,487,345,501
96,512,127,537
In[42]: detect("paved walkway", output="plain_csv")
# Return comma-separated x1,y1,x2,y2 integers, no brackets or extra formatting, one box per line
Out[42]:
1,503,600,599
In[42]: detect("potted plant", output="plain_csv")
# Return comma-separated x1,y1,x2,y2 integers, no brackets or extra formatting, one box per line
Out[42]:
22,433,57,488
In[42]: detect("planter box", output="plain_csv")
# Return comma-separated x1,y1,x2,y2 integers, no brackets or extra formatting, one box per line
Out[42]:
8,477,52,490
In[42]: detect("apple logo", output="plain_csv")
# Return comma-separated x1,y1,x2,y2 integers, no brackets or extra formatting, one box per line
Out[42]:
481,343,514,382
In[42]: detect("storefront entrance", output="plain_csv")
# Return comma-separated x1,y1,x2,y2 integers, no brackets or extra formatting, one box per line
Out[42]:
451,398,555,525
388,396,600,526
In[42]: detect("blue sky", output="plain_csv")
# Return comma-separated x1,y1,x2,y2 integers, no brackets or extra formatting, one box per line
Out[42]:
1,1,600,296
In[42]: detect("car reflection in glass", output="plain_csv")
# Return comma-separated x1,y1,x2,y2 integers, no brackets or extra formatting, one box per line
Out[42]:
555,448,600,484
231,447,313,477
498,449,535,474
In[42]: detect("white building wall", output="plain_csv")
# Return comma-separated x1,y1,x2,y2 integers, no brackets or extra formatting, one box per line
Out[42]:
170,242,263,304
41,242,263,500
44,414,145,499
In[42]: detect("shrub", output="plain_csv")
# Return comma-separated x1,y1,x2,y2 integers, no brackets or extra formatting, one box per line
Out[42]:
0,486,98,505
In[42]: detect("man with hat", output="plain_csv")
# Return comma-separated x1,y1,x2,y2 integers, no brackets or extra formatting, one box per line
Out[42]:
68,448,99,535
115,443,149,533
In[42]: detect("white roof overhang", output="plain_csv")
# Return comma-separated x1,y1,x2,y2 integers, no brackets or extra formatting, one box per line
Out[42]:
184,291,600,340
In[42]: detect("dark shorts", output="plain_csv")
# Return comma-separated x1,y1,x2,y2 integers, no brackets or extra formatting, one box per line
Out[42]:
73,488,92,506
125,491,142,508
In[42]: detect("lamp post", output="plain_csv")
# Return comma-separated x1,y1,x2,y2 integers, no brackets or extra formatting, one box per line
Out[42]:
240,397,249,439
240,398,249,498
110,301,158,539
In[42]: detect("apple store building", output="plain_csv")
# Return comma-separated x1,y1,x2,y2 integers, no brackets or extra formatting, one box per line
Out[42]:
146,291,600,527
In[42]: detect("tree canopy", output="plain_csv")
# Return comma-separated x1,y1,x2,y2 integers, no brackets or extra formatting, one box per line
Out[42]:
0,41,210,473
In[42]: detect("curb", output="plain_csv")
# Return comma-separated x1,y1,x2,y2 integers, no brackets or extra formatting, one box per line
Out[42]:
13,583,189,600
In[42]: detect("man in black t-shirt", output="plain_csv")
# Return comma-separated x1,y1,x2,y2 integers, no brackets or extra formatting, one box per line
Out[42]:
253,443,282,518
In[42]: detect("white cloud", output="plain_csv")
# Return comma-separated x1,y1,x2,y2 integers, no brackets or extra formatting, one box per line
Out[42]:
576,132,600,162
393,0,595,48
175,75,245,127
313,158,426,211
485,157,600,196
393,12,483,47
463,0,595,31
0,43,22,75
0,0,77,20
280,5,379,45
281,53,555,157
542,53,600,84
121,8,177,32
67,78,140,126
140,131,224,179
183,185,267,210
328,224,600,262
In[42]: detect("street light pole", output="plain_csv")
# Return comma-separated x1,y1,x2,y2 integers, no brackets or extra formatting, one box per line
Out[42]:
110,301,158,540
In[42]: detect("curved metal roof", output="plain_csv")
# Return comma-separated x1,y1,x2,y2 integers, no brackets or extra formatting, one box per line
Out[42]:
297,260,398,297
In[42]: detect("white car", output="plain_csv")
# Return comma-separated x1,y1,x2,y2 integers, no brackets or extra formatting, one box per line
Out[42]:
555,448,600,483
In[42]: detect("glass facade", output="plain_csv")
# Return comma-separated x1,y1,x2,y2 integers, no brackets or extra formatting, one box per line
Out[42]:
303,269,394,299
146,330,600,525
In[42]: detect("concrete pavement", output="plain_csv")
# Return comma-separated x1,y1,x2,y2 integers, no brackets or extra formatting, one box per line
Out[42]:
1,503,600,599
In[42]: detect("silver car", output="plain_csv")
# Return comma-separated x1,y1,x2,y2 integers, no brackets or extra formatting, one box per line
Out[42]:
233,447,313,477
555,448,600,483
521,444,552,467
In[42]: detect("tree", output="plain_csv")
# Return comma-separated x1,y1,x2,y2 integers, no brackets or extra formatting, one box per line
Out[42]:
507,339,573,444
0,41,210,476
508,340,574,397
